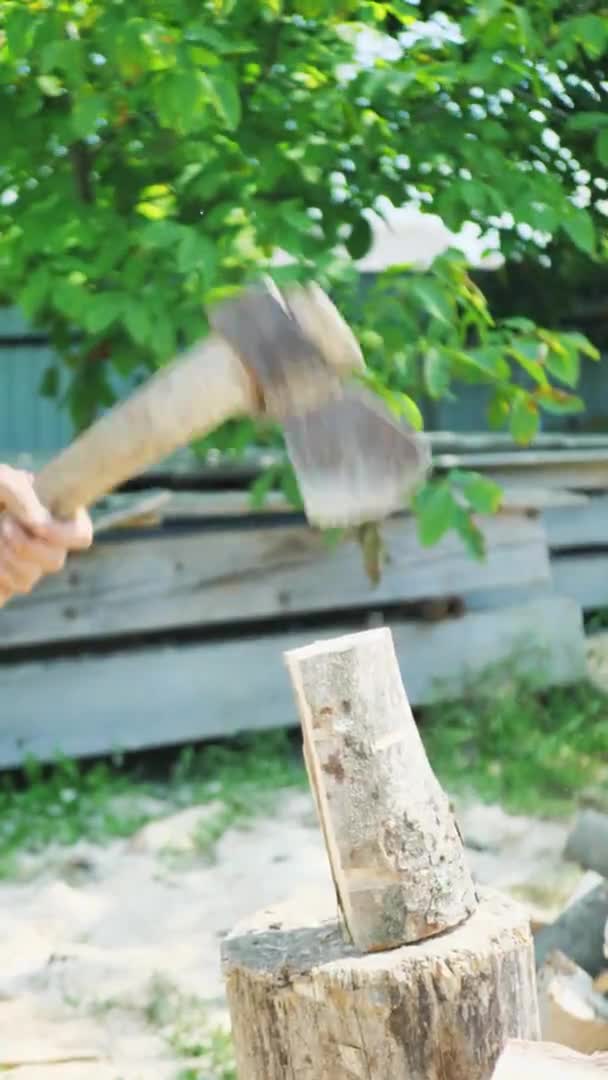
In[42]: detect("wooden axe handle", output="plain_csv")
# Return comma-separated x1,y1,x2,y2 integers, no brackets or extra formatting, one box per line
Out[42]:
35,334,255,518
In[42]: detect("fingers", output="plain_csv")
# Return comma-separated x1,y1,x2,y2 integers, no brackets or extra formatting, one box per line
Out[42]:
0,515,76,607
0,465,52,531
33,507,93,552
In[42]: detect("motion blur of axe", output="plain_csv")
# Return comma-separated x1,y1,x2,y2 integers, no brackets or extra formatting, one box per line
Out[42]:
32,278,430,528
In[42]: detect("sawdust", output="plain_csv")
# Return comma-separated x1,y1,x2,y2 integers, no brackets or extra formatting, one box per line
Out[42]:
0,789,586,1078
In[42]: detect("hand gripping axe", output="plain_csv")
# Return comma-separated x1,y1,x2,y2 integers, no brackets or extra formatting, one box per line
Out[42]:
33,280,430,528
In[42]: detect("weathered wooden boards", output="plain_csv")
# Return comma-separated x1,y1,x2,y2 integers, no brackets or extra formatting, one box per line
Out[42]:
223,888,539,1080
1,513,551,649
0,596,585,768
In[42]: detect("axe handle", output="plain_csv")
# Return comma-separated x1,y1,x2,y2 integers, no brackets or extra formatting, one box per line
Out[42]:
34,334,256,518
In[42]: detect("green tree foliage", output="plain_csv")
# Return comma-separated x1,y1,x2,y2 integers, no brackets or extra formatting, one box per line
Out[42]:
0,0,606,555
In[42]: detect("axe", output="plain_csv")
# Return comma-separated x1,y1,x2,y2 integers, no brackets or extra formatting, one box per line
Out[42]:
33,280,430,528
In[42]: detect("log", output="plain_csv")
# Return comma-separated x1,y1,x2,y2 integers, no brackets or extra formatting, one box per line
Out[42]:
535,883,608,977
284,627,477,952
565,811,608,879
552,554,608,613
537,950,608,1053
222,887,539,1080
493,1040,608,1078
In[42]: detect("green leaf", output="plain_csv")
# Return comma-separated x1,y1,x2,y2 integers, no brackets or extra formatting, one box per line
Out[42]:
545,344,579,388
487,389,511,431
71,94,104,139
204,70,242,130
124,302,151,346
177,230,217,280
558,332,600,361
413,482,456,546
5,7,34,56
451,470,502,514
249,465,280,508
452,506,485,560
39,366,60,399
409,280,452,324
461,347,510,381
83,294,125,334
566,111,608,132
597,128,608,169
510,394,539,444
346,216,373,260
562,210,596,256
535,387,585,415
37,74,64,98
424,347,451,398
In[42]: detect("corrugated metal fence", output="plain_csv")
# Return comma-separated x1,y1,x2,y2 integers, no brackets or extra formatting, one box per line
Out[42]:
0,305,606,454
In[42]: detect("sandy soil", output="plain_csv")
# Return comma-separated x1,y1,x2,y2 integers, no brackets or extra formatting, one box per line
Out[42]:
0,784,590,1080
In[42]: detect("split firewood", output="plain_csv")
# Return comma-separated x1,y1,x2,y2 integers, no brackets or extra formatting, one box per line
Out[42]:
535,882,608,977
566,811,608,879
493,1039,608,1078
537,950,608,1053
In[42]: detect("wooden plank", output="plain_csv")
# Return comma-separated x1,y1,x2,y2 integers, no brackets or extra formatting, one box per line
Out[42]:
551,553,608,611
0,514,550,649
91,485,587,525
0,595,585,768
543,494,608,550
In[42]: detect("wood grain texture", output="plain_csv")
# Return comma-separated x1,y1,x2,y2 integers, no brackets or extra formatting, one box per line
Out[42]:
0,514,550,649
222,887,539,1080
551,554,608,612
543,494,608,550
285,628,477,952
0,596,585,768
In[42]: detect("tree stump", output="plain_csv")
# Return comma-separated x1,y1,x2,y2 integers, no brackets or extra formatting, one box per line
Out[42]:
222,887,539,1080
284,627,477,952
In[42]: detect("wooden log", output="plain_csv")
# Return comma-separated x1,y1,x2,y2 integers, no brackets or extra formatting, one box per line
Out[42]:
284,627,477,952
537,951,608,1053
493,1040,608,1078
535,883,608,978
0,596,586,768
565,811,608,879
222,887,539,1080
0,513,551,650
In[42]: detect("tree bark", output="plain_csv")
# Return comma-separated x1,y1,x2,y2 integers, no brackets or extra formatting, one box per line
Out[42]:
223,887,539,1080
284,627,477,953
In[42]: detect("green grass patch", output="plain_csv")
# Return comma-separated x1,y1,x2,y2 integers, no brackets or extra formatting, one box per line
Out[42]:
145,975,236,1080
0,731,305,878
422,676,608,816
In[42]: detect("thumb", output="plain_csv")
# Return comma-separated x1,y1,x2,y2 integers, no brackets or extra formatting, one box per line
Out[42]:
0,466,52,530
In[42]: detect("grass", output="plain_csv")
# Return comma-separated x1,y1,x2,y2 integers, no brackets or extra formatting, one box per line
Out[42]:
422,674,608,816
0,672,606,877
0,730,305,878
144,975,237,1080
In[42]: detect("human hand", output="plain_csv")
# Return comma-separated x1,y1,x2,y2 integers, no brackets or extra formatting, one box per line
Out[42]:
0,465,92,607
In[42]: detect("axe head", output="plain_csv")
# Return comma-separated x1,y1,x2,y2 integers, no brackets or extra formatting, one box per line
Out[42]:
283,387,431,529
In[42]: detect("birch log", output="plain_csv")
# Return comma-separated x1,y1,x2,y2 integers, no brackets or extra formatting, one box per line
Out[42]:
284,626,477,952
222,887,539,1080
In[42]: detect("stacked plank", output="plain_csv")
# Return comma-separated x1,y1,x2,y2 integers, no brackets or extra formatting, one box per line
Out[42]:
0,434,599,768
